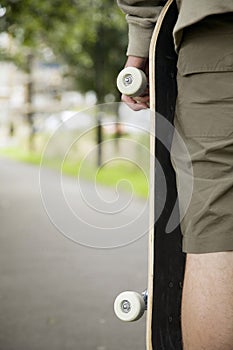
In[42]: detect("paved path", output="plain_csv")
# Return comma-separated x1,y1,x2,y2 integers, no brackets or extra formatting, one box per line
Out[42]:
0,157,148,350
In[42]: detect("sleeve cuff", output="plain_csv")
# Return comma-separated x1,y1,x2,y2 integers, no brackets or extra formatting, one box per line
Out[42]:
126,22,155,58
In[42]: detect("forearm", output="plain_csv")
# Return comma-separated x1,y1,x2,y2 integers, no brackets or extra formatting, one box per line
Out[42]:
117,0,165,57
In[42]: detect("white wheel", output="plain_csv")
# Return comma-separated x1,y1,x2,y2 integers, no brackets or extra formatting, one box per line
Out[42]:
116,67,147,97
114,291,145,322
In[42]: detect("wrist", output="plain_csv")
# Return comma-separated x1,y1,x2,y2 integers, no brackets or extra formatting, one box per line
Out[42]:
125,56,148,70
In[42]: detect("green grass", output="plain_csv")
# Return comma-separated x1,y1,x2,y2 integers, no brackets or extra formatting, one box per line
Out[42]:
94,161,148,198
0,147,148,198
0,147,42,164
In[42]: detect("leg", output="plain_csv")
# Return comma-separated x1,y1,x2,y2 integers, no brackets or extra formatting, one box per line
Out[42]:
174,13,233,349
182,252,233,350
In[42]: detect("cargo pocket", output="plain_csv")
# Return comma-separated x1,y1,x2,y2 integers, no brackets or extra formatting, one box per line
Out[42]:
175,14,233,139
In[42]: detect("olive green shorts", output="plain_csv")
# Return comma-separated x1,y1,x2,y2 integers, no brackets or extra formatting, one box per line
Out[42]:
174,13,233,253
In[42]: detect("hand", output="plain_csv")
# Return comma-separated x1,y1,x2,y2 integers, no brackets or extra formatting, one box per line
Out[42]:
121,56,149,111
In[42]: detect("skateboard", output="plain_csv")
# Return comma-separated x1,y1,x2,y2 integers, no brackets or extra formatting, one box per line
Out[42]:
114,0,186,349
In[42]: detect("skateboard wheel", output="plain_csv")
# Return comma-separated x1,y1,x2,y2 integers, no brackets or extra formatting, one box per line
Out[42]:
116,67,147,97
114,291,145,322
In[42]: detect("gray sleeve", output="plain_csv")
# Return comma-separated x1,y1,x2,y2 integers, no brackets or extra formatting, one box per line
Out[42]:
117,0,165,57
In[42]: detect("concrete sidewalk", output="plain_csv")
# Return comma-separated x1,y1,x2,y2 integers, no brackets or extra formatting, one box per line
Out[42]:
0,157,148,350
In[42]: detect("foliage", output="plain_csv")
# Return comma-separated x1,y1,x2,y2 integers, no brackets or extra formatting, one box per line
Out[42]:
0,0,128,102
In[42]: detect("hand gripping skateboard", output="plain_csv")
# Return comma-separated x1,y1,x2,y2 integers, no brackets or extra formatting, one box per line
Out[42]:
114,0,186,349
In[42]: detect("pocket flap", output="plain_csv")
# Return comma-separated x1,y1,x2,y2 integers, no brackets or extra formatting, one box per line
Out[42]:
177,15,233,76
178,49,233,76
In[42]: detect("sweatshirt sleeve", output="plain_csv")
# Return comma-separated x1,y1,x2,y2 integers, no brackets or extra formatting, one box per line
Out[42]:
117,0,165,57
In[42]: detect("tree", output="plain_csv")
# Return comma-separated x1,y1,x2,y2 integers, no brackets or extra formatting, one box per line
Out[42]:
0,0,128,103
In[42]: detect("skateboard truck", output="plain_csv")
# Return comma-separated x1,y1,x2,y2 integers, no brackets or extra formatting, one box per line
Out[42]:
114,290,147,322
116,67,147,97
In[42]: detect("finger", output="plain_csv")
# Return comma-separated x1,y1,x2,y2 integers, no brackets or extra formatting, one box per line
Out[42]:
134,95,150,104
122,95,149,111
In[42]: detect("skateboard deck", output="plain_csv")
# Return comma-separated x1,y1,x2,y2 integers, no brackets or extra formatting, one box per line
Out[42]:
115,0,186,349
147,0,186,349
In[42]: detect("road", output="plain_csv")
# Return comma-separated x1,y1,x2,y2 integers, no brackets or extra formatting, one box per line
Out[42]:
0,157,148,350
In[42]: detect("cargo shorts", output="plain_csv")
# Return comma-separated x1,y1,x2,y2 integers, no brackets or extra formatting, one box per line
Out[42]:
174,13,233,253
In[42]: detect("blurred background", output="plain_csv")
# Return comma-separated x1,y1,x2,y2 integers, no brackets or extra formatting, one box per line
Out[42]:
0,1,150,349
0,0,127,151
